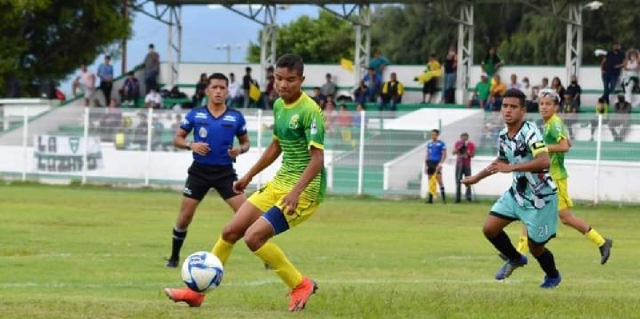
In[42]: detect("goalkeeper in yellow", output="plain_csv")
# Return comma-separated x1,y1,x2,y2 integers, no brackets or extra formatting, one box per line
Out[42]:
164,54,325,311
506,89,613,265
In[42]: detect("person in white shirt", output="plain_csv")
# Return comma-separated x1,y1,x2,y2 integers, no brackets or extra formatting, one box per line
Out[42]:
73,64,96,106
144,87,163,109
227,72,241,107
507,74,522,91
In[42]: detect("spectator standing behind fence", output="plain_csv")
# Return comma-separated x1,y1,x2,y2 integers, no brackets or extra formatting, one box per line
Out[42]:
73,64,96,107
143,44,160,94
453,133,475,203
609,95,632,142
193,73,208,108
601,43,625,105
119,72,140,106
321,73,337,98
97,56,114,103
363,67,382,103
622,48,640,106
369,49,390,77
442,46,457,104
481,47,503,78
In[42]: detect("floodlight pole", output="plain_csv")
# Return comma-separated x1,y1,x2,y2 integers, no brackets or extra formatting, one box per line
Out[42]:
565,3,583,85
455,4,474,105
354,4,371,85
166,5,182,88
259,5,277,86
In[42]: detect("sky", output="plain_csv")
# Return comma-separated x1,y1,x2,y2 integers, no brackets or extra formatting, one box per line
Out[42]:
61,3,322,94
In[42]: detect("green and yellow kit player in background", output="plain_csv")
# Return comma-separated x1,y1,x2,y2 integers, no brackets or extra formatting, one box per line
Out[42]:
165,53,326,312
512,89,613,264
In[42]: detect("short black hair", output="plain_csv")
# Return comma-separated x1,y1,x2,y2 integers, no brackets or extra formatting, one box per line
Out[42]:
503,88,526,108
208,73,229,87
127,71,134,76
276,53,304,76
431,129,440,135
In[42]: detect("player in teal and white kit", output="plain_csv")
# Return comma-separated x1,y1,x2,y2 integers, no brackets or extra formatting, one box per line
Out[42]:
463,89,562,289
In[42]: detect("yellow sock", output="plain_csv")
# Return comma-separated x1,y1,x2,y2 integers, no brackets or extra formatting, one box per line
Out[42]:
516,235,529,254
211,236,234,265
254,242,303,289
585,228,606,247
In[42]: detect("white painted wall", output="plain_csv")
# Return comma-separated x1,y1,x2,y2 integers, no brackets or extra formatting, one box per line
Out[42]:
419,156,640,203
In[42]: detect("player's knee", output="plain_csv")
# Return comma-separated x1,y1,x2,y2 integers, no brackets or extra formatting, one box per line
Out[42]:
528,242,545,257
221,224,242,244
482,224,498,238
244,230,265,252
559,210,573,225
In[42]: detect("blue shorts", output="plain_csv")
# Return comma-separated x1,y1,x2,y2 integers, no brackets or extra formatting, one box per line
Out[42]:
490,191,559,245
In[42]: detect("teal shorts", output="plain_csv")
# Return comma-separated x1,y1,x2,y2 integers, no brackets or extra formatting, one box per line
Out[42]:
490,191,559,244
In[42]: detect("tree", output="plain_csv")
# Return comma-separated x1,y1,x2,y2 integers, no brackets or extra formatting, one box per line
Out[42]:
246,10,353,64
0,0,132,96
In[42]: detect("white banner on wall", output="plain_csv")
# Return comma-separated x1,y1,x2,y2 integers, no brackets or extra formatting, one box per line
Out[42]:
33,135,104,173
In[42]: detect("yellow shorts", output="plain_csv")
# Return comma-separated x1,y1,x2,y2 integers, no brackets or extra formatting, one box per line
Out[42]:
248,182,320,233
556,178,574,211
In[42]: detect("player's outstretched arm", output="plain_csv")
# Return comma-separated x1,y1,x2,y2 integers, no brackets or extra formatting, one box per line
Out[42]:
290,146,324,195
462,158,505,185
243,139,282,180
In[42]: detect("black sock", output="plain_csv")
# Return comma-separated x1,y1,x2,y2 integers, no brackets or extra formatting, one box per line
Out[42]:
534,249,560,278
487,231,521,262
440,187,446,199
170,227,188,261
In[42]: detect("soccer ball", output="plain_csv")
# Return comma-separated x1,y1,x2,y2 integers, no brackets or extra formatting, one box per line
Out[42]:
181,251,224,293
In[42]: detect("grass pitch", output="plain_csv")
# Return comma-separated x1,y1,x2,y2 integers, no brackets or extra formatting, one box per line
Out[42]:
0,183,639,319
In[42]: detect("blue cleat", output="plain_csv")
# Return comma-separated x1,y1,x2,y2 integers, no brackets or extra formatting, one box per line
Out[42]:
540,273,562,289
495,254,527,280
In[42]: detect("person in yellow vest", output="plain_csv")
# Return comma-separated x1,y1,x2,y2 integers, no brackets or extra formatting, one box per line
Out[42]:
380,72,404,111
414,54,442,104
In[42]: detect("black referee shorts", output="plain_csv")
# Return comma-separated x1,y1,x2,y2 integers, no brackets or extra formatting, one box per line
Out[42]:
426,160,441,175
183,162,238,201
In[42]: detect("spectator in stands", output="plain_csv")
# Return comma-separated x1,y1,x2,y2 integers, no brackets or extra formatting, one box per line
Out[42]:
622,48,640,106
324,101,337,138
143,44,160,94
453,132,475,203
363,67,382,103
353,80,369,106
144,86,163,109
563,93,578,140
134,112,149,147
192,73,208,108
486,74,506,113
119,72,140,106
171,114,182,132
73,64,96,107
467,73,490,109
442,46,457,104
97,56,114,103
264,66,276,109
321,73,337,98
312,87,326,109
380,72,404,111
565,75,582,111
353,103,365,129
227,73,242,107
480,46,503,78
369,49,390,77
551,77,566,106
98,98,123,140
601,43,626,105
242,67,252,108
416,54,442,104
337,104,355,148
508,74,521,91
590,97,609,141
609,94,632,142
521,77,535,111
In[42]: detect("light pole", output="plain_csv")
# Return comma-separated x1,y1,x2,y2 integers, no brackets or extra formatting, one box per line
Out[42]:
566,1,603,84
216,43,243,63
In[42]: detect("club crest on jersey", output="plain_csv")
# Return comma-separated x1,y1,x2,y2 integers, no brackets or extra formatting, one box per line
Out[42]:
199,127,208,138
289,114,300,129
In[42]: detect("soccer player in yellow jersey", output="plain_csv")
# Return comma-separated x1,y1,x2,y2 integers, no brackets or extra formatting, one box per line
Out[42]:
164,53,326,312
512,89,613,264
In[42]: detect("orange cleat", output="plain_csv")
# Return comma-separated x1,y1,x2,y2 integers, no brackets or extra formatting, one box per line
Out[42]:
287,277,318,312
163,287,205,307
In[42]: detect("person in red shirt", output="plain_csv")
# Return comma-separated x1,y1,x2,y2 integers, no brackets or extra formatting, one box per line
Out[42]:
453,132,476,203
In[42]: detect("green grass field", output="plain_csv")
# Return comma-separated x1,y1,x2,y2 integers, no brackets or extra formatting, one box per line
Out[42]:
1,183,639,319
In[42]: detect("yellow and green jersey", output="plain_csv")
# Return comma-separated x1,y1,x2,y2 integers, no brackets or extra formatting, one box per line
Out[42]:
543,114,568,181
270,92,327,203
